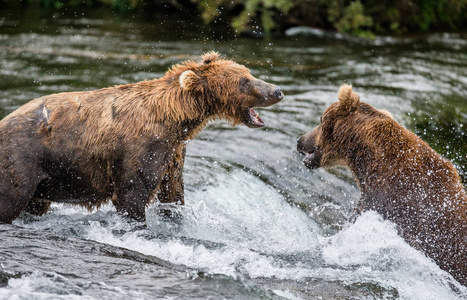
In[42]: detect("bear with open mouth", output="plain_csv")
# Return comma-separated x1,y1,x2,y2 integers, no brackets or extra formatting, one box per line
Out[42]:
0,52,283,223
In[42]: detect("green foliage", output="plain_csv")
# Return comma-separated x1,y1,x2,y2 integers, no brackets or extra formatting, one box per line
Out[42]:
196,0,292,35
418,0,467,31
326,0,340,24
23,0,141,11
27,0,63,8
234,0,292,33
332,1,373,38
102,0,139,11
5,0,467,37
364,0,467,34
197,0,225,24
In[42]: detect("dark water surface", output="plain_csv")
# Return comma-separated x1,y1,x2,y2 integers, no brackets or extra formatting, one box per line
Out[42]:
1,7,467,299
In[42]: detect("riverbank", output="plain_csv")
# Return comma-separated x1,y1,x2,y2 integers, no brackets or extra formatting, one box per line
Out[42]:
1,0,466,38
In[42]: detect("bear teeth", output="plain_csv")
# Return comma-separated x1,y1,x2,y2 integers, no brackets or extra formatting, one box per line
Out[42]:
249,108,264,126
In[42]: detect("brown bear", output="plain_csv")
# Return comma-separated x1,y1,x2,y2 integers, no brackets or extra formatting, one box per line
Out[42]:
297,84,467,286
0,51,283,223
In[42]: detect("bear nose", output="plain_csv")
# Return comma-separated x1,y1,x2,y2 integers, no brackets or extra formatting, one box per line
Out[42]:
274,87,283,100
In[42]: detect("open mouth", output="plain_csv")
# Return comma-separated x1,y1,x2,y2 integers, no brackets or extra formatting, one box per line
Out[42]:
303,151,315,165
245,107,265,128
299,149,319,169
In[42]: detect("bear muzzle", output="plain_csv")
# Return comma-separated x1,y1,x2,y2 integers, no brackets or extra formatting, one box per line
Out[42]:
271,86,284,102
256,82,284,106
297,134,321,169
241,80,283,128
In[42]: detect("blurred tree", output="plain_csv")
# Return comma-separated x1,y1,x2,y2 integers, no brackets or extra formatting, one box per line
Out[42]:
1,0,465,37
329,0,373,37
196,0,292,36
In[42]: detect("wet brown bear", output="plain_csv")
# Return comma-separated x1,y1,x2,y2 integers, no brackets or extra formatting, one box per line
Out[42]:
297,84,467,285
0,52,283,223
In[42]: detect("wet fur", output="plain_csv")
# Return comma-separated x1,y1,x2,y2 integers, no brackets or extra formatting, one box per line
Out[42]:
298,84,467,285
0,52,282,223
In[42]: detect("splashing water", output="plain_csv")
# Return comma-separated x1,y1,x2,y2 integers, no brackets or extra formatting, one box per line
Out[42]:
1,7,467,299
9,171,467,299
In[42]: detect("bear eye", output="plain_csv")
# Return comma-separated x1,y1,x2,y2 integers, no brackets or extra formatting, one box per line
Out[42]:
239,78,250,86
239,78,251,92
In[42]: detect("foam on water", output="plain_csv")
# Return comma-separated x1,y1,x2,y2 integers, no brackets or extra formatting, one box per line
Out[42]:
82,170,322,278
323,211,467,299
2,10,467,298
14,170,467,299
0,271,149,300
148,171,321,251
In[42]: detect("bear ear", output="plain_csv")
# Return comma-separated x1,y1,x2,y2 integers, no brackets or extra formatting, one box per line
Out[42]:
179,70,199,91
202,51,220,64
338,84,360,114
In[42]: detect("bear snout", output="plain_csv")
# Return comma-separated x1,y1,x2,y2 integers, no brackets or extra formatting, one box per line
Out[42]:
268,85,284,104
251,80,284,106
273,86,283,100
297,132,321,169
296,133,315,154
297,136,306,154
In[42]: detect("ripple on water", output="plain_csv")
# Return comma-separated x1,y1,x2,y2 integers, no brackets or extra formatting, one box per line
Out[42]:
1,9,467,298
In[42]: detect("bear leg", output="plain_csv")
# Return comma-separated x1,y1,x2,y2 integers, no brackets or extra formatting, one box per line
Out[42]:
154,145,185,221
0,182,43,223
0,163,46,223
111,140,176,222
156,144,185,206
112,180,151,222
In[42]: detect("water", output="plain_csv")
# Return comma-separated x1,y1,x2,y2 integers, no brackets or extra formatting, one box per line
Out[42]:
1,7,467,299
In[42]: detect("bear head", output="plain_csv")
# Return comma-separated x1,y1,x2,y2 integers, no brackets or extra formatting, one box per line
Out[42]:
297,84,393,169
177,51,283,128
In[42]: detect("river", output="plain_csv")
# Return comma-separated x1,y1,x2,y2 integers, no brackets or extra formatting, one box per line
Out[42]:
1,7,467,299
